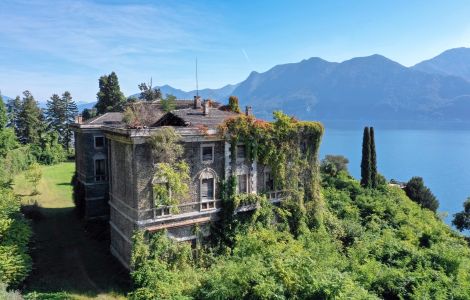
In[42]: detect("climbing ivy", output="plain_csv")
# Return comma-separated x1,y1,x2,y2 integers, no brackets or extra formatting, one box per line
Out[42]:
219,111,324,234
148,128,189,211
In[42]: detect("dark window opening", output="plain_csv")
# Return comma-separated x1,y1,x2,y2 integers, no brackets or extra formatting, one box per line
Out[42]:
95,159,106,181
265,172,274,191
237,145,246,159
238,174,247,193
95,136,105,148
202,146,213,162
201,178,214,200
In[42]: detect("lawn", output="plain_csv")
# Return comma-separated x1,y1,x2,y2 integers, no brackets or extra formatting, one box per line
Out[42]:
14,162,129,299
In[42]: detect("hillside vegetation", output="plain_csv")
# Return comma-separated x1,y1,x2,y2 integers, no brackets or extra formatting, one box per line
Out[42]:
130,170,470,299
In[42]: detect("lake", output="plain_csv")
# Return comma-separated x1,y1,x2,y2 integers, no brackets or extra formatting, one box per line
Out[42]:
320,128,470,229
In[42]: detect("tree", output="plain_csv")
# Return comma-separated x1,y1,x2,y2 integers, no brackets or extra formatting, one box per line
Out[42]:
82,108,97,120
95,72,126,114
0,94,18,158
452,197,470,231
370,127,378,188
45,94,62,134
138,78,161,102
321,155,349,177
360,127,371,187
7,96,21,133
404,177,439,212
160,94,176,112
25,162,42,195
0,93,7,129
17,91,44,144
61,91,78,151
228,95,240,113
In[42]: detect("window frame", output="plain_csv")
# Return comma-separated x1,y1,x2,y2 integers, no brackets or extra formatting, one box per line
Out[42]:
199,168,218,211
94,158,107,182
94,136,105,149
264,170,274,192
237,174,248,194
200,143,215,163
236,144,246,162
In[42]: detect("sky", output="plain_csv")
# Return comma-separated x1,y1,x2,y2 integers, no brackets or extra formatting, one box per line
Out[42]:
1,0,470,103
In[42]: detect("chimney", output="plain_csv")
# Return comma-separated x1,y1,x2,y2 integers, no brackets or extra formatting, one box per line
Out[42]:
245,106,253,117
194,95,202,109
75,115,83,124
202,100,210,116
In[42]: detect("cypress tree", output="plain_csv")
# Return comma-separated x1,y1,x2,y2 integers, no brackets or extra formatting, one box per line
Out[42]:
360,126,371,187
370,126,377,188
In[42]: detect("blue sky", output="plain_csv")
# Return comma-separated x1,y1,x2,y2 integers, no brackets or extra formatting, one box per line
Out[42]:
1,0,470,103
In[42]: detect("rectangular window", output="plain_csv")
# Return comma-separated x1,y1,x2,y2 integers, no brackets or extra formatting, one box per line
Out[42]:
237,145,246,160
201,146,214,162
201,178,214,200
237,174,247,193
265,172,274,191
95,136,105,148
95,159,106,181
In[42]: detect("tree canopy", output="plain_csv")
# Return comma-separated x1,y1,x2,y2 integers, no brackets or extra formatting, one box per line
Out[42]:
95,72,126,114
404,176,439,212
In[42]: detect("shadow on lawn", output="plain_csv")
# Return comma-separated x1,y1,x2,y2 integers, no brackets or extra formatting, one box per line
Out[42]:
23,206,130,298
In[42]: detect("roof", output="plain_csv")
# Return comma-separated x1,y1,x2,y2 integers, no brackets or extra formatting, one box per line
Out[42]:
155,106,240,129
84,112,123,125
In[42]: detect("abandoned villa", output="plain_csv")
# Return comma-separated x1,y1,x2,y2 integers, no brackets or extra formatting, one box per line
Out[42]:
72,97,322,269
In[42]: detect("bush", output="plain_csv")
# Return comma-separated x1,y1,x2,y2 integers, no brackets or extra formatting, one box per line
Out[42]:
404,177,439,212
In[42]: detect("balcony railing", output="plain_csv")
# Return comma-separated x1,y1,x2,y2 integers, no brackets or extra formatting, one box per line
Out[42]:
141,191,285,222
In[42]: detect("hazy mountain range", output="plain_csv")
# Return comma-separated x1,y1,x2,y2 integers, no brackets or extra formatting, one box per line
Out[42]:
4,47,470,124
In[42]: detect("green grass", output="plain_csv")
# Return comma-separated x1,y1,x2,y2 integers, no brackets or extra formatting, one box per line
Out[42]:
14,162,129,299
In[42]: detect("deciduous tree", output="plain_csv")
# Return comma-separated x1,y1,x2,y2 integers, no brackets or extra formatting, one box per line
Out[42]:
452,197,470,231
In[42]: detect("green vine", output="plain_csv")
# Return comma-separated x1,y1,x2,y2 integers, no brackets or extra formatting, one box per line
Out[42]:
148,128,190,213
219,111,324,232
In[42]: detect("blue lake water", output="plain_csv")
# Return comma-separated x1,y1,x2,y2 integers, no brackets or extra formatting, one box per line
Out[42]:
320,128,470,228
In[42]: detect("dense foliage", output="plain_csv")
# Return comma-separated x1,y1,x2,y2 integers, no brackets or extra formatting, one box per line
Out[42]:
0,188,32,287
95,71,126,114
321,155,349,177
405,176,439,212
453,197,470,232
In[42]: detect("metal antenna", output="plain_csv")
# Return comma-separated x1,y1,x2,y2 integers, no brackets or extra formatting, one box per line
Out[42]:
196,57,199,97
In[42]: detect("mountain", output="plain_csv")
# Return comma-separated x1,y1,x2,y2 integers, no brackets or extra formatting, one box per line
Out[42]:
231,54,470,121
129,83,238,101
413,47,470,81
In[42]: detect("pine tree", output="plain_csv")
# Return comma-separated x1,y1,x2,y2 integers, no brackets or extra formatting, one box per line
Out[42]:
61,91,78,151
0,93,7,129
370,126,377,188
17,91,44,144
0,93,18,157
46,94,62,134
95,72,126,114
7,96,21,133
360,126,371,187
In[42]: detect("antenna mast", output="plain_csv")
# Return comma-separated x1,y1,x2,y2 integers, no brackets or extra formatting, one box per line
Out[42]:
196,57,199,97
